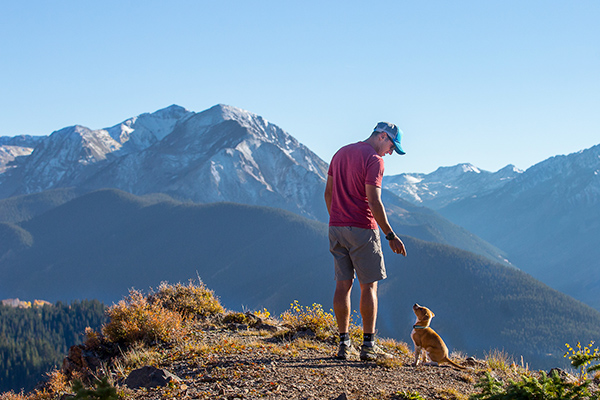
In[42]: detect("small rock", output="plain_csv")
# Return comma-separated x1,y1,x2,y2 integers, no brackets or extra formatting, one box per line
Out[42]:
549,368,577,383
125,366,181,389
256,322,281,332
465,357,485,367
233,323,248,331
293,329,316,340
332,393,348,400
244,311,262,325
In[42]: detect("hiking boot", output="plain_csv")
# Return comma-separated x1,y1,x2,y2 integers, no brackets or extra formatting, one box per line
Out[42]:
360,344,393,361
336,342,358,360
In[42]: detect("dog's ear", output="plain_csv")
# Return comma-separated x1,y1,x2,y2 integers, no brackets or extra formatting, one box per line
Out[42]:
431,311,436,318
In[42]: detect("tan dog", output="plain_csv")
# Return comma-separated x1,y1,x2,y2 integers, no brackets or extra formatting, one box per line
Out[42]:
411,303,465,369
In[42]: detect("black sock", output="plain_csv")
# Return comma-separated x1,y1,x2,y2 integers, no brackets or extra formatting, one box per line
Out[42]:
363,333,374,347
339,332,351,345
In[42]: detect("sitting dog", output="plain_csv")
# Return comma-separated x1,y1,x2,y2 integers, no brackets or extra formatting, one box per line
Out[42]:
410,303,465,369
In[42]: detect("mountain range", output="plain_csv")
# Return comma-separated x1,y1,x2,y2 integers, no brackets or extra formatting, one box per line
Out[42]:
0,103,598,369
0,105,509,265
0,105,329,222
383,163,524,209
383,145,600,310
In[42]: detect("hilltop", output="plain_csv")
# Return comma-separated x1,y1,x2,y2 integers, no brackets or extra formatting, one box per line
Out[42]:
3,281,598,400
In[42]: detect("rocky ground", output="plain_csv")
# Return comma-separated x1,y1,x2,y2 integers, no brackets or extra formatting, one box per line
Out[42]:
7,289,597,400
114,327,482,400
56,317,596,400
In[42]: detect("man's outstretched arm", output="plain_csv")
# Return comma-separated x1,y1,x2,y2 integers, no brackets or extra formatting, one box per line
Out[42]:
366,184,407,256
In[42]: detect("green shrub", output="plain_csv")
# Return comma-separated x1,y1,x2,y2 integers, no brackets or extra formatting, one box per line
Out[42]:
149,280,224,318
565,341,600,384
71,377,117,400
102,289,184,345
470,371,599,400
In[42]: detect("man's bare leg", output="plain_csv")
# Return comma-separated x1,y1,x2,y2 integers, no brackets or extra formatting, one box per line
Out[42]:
333,279,353,333
359,281,378,334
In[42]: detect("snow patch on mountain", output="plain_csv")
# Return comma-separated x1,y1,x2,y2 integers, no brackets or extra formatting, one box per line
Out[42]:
383,163,523,209
106,104,193,153
0,145,34,173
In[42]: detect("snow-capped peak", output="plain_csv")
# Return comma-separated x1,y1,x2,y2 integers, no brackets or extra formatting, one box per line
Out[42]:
383,162,523,209
104,104,194,152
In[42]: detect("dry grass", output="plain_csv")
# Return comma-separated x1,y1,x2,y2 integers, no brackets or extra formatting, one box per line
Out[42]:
279,300,363,344
223,311,255,325
103,288,185,345
437,386,469,400
380,338,411,355
485,348,514,371
43,370,70,396
280,300,338,341
0,392,28,400
149,280,224,319
376,338,412,368
376,355,406,369
115,342,163,372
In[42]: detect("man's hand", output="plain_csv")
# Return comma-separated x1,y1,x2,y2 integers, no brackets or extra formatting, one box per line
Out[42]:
389,236,407,256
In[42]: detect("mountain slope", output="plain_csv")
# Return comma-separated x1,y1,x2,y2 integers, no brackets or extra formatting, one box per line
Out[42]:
0,189,598,370
0,188,82,224
381,190,510,265
439,144,600,310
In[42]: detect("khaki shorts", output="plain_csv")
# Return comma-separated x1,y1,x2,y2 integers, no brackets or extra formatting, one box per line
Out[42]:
329,226,386,284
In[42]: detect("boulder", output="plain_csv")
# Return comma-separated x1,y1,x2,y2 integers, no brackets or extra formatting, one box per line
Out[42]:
125,366,182,389
62,345,102,379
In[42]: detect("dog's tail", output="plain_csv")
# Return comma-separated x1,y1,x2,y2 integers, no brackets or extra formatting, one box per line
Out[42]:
444,357,466,370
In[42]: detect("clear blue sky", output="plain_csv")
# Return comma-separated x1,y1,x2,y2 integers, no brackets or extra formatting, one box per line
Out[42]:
1,1,598,175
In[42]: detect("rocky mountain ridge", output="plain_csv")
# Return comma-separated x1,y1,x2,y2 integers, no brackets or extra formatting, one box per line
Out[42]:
0,105,509,264
382,163,524,209
0,104,329,221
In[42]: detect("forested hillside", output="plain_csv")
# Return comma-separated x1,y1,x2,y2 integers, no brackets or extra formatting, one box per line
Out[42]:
0,300,106,392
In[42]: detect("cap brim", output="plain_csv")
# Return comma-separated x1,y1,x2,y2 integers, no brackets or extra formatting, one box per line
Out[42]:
393,140,405,155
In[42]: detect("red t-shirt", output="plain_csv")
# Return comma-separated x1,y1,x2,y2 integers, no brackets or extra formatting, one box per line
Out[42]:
328,141,384,230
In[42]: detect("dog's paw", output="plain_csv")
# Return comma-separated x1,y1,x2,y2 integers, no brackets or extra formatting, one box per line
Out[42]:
424,362,440,367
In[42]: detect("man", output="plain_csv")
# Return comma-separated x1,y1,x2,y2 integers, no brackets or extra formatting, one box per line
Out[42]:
324,122,407,361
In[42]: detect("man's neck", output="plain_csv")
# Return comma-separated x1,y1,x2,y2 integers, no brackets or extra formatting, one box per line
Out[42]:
364,136,380,153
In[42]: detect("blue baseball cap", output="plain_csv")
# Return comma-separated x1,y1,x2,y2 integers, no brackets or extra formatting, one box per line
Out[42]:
374,122,405,155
